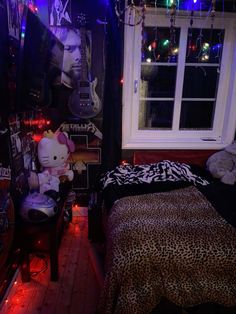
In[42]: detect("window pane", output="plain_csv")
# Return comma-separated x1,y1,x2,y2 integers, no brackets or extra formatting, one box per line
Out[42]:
180,101,215,129
186,28,224,64
140,65,177,98
139,100,174,129
182,66,219,98
142,27,180,63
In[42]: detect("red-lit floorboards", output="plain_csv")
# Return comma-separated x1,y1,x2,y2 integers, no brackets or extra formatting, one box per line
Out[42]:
0,214,103,314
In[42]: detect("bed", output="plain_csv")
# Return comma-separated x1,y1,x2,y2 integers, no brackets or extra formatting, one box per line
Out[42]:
97,150,236,314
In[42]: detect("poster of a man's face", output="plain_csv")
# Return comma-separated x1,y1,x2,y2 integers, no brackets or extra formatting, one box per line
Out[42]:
7,0,20,39
49,0,72,26
63,28,82,83
51,27,91,89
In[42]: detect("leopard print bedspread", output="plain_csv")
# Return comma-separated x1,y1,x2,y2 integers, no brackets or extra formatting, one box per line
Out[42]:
98,186,236,314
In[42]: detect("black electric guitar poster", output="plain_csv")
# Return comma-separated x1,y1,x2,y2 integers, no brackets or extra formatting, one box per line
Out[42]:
67,14,102,119
51,13,102,120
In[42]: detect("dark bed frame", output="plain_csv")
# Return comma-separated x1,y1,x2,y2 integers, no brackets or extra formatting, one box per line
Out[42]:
133,149,217,166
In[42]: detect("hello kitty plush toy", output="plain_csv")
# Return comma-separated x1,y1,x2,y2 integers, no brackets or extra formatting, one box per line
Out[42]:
29,130,75,194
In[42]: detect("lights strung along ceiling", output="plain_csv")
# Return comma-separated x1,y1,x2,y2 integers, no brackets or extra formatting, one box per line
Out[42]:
131,0,236,12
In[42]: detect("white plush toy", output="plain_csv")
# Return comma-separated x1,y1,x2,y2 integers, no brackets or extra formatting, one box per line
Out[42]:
29,130,75,194
206,141,236,185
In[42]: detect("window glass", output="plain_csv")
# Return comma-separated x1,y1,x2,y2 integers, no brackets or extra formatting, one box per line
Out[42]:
182,66,219,98
180,101,215,129
139,100,174,129
140,65,177,98
142,27,180,63
186,28,224,64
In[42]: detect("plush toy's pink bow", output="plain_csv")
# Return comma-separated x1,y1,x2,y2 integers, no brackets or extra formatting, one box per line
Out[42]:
57,132,75,153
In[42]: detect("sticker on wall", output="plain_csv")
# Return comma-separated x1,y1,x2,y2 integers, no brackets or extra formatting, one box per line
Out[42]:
60,121,102,190
7,0,20,39
70,134,101,190
49,0,72,26
0,123,11,194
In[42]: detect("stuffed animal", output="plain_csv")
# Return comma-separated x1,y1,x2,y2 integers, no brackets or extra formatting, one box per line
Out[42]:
29,130,75,194
206,141,236,185
37,171,60,194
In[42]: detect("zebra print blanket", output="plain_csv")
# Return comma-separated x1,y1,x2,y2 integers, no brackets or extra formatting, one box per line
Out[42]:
100,160,209,189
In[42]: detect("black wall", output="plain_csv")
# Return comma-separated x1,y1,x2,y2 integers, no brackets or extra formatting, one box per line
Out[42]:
0,1,9,121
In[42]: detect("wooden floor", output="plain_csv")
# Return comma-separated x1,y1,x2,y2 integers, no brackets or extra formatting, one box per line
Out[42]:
2,209,235,314
0,210,104,314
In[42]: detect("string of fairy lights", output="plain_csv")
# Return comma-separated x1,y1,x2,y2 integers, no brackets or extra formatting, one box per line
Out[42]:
115,0,224,64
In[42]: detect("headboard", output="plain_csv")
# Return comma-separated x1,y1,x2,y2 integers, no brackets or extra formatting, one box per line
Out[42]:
133,150,217,167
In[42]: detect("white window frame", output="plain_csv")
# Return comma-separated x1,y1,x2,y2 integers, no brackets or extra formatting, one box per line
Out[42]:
122,8,236,149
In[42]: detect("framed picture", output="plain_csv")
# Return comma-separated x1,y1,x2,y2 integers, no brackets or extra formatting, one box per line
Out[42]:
49,0,72,26
7,0,20,39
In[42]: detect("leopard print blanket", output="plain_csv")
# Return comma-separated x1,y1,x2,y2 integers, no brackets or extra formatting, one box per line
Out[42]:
98,186,236,314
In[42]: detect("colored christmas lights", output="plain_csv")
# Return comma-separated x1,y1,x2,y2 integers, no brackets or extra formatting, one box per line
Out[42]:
142,28,223,64
138,0,223,64
163,39,170,47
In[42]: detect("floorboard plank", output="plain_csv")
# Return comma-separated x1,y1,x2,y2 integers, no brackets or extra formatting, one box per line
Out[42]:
0,214,102,314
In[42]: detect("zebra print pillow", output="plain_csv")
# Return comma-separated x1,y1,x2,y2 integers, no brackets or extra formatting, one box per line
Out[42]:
100,160,209,189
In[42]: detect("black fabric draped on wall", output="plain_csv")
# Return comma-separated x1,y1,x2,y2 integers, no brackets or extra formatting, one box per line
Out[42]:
0,2,9,121
101,0,123,173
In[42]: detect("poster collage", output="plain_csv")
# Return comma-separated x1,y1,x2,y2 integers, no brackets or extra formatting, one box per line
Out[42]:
5,0,103,191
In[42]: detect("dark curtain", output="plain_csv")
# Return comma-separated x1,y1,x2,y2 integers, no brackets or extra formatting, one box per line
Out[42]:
101,0,123,173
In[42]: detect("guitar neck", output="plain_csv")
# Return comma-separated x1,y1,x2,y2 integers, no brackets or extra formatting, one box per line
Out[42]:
80,27,89,81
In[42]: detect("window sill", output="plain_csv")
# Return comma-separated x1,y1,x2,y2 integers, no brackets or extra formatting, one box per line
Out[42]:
122,137,231,150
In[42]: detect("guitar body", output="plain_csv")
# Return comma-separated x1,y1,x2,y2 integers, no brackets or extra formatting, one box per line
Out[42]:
68,77,102,119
